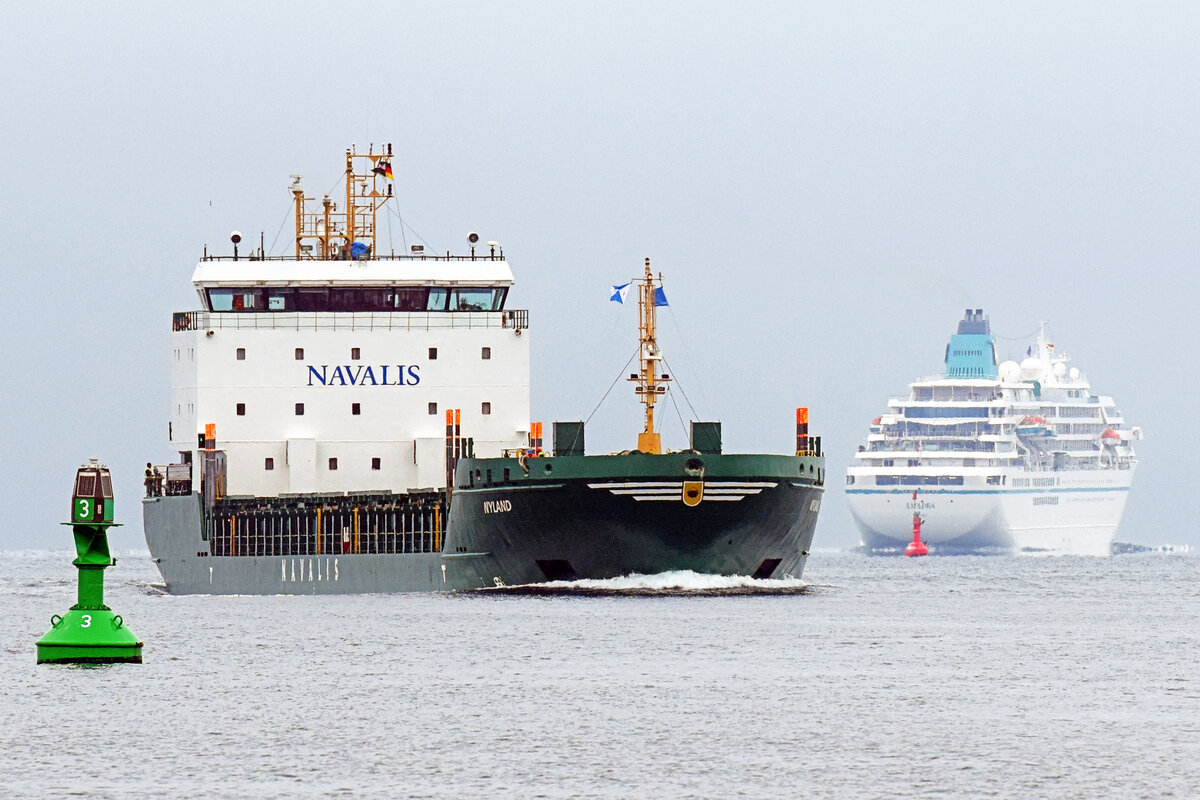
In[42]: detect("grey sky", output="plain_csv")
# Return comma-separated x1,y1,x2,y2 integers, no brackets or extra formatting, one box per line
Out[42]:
1,2,1195,551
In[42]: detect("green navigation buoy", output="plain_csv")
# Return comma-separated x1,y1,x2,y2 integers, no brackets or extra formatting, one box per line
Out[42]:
36,459,143,664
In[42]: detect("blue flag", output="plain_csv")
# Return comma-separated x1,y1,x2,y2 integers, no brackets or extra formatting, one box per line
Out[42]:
654,287,668,306
611,283,630,303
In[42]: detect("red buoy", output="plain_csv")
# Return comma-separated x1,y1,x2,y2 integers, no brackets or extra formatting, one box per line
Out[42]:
905,490,928,557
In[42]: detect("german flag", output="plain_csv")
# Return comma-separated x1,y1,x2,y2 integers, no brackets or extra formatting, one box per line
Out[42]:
384,161,393,181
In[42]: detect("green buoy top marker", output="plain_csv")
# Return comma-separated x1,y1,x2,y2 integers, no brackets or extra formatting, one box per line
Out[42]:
36,459,143,664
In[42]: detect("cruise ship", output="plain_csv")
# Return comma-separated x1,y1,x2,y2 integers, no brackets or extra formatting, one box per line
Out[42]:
142,146,824,593
846,309,1139,555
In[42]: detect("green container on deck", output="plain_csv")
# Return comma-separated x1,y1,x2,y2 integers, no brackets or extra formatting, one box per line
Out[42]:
553,421,586,457
690,422,722,454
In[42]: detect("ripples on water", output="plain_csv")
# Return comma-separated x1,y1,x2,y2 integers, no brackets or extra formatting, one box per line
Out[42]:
3,548,1198,799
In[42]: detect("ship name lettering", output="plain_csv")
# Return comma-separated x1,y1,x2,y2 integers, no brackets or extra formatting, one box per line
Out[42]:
483,500,512,514
306,364,421,387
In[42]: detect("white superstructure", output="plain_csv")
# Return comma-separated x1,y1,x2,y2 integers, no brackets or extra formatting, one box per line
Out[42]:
165,145,530,501
846,309,1139,555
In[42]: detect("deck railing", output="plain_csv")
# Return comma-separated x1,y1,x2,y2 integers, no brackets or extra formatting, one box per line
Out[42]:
201,252,503,263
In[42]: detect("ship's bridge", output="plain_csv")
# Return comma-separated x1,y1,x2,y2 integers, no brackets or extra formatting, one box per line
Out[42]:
191,256,515,313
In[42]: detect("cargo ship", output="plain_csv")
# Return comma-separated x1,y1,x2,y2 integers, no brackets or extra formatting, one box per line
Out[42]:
846,309,1139,555
142,146,825,593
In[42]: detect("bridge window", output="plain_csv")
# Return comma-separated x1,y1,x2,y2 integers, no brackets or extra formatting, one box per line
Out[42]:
427,288,449,310
904,406,989,419
388,288,428,310
426,287,507,311
208,289,258,311
206,285,506,312
450,288,505,311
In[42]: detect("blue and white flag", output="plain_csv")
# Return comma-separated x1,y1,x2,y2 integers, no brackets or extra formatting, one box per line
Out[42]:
654,287,668,307
611,283,631,303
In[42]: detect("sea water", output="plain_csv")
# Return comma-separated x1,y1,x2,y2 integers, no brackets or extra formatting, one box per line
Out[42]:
2,548,1197,799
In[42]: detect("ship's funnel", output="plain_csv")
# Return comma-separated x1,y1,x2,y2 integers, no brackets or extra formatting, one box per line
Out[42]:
944,309,998,380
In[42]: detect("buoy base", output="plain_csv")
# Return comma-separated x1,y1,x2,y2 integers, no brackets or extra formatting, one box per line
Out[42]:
36,608,143,665
904,541,929,557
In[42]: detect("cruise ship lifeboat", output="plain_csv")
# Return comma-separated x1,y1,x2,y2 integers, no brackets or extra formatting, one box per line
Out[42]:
1016,415,1053,438
1101,427,1122,446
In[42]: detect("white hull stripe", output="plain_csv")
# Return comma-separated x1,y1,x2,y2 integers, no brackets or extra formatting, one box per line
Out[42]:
620,495,748,502
586,481,777,489
589,480,776,503
605,487,766,496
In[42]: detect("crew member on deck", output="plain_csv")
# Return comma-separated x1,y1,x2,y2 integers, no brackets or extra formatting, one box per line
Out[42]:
145,463,155,497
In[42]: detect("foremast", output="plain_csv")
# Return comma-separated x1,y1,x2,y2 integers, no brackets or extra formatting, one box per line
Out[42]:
627,258,672,454
289,144,395,260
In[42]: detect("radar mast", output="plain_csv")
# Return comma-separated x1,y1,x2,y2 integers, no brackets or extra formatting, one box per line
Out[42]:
628,258,671,454
291,144,394,259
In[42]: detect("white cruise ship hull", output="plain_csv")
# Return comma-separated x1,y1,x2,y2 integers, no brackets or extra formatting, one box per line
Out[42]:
847,467,1134,556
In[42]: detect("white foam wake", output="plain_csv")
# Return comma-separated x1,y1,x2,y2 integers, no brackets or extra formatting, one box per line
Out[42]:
476,569,810,596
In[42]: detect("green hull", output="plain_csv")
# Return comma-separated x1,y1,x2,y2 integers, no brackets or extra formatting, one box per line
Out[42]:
446,451,825,586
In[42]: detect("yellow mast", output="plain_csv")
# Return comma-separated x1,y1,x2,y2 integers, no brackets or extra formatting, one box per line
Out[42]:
628,258,671,453
292,144,394,259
